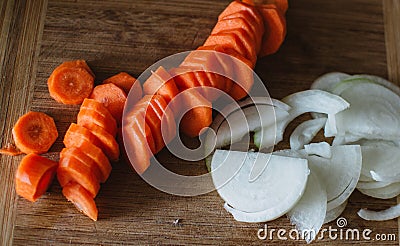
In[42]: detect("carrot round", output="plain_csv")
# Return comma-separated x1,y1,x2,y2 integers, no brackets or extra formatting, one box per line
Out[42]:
89,83,127,125
62,182,98,221
12,111,58,154
103,72,139,95
58,60,95,78
15,153,58,202
64,123,103,151
48,66,94,105
142,66,179,104
242,0,288,14
77,108,117,137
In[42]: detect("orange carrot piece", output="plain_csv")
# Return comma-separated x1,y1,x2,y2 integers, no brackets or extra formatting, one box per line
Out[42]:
72,138,112,183
12,111,58,155
103,72,139,95
89,83,127,125
77,108,117,137
219,1,264,33
48,66,94,105
142,66,179,104
58,148,101,198
62,182,98,221
58,60,95,78
150,95,177,145
242,0,288,14
80,122,120,162
0,144,23,156
64,123,103,151
258,5,287,57
15,153,58,202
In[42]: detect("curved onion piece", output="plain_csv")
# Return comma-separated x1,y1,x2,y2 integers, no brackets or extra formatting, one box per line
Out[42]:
357,182,400,199
304,142,332,158
290,118,327,150
356,181,393,190
211,150,309,215
353,74,400,97
358,204,400,221
311,72,350,92
324,200,348,224
359,174,374,182
332,82,400,140
287,173,327,243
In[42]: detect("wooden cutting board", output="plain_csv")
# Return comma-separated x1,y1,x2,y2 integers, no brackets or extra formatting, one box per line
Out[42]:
1,0,400,245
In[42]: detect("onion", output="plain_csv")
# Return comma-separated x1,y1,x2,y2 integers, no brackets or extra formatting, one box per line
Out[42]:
357,182,400,199
290,118,327,150
287,173,327,243
324,200,348,224
304,142,332,158
211,150,309,218
356,180,393,190
358,204,400,221
311,72,351,92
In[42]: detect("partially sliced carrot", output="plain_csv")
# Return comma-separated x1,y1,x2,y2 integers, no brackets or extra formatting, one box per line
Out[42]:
142,66,179,104
62,182,98,221
58,60,95,78
219,1,264,33
258,5,287,57
77,108,117,137
242,0,288,14
58,148,101,198
169,67,200,92
72,138,111,183
80,122,120,162
103,72,139,95
48,66,94,105
12,111,58,155
89,83,127,126
15,153,58,202
150,95,177,145
0,144,23,156
64,123,103,151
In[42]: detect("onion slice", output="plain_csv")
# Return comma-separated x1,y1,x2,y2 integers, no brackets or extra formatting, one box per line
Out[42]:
356,180,393,190
304,142,332,158
358,204,400,221
290,118,327,150
357,182,400,199
311,72,351,93
324,200,348,224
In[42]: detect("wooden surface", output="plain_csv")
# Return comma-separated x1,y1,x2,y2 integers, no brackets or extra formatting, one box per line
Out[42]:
1,0,399,245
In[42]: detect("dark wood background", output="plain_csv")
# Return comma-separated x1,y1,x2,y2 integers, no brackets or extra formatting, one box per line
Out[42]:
1,0,399,245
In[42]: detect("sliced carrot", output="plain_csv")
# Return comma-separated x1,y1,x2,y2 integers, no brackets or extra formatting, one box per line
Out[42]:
221,10,264,44
58,60,95,78
77,108,117,137
64,123,103,151
103,72,139,95
62,182,98,221
169,67,200,92
258,5,287,57
142,66,179,104
150,95,177,145
0,144,23,156
80,122,120,162
219,1,264,33
177,89,212,137
58,148,101,198
15,153,58,202
89,83,127,126
12,111,58,155
48,66,94,105
68,137,111,183
242,0,288,14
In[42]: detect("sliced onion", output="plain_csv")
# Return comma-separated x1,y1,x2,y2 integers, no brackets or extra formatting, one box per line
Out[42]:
353,74,400,97
287,173,327,243
304,142,332,158
357,182,400,199
324,200,348,224
290,118,327,150
359,174,374,182
211,150,309,217
358,204,400,221
311,72,351,93
356,180,393,190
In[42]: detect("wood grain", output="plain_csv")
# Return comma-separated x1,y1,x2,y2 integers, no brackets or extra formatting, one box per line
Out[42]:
0,0,399,245
384,0,400,85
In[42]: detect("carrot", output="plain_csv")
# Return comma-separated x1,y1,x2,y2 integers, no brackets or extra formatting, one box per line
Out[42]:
258,5,287,57
64,123,103,151
77,108,117,137
58,148,101,198
0,144,23,156
15,153,58,202
103,72,139,95
150,95,177,145
142,66,179,104
71,138,112,183
12,111,58,154
79,121,120,162
242,0,288,14
219,1,264,33
89,83,127,125
48,66,94,105
58,60,95,78
177,88,212,137
62,182,98,221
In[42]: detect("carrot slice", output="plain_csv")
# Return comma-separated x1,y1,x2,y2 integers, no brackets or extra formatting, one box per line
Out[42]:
150,95,177,145
258,5,287,57
12,111,58,154
219,1,264,33
103,72,139,95
64,123,103,151
58,60,95,78
178,89,212,137
48,66,94,105
242,0,288,14
0,144,23,156
80,122,120,162
77,108,117,137
62,182,98,221
68,137,111,183
89,83,127,125
15,153,58,202
142,66,179,104
58,148,101,198
169,67,201,91
79,98,117,136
